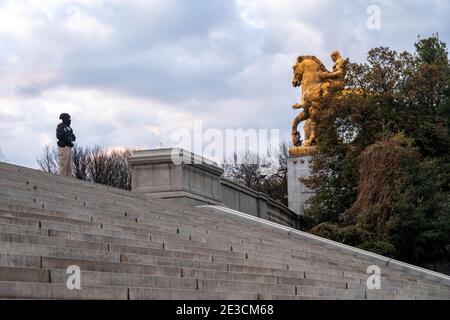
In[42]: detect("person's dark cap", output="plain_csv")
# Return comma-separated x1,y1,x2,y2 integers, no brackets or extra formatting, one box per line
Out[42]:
59,113,71,121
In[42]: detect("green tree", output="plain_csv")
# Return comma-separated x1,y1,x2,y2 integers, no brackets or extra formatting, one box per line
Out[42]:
303,35,450,268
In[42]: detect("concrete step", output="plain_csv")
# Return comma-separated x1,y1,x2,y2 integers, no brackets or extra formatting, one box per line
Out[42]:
0,199,392,269
0,242,121,262
0,266,49,282
0,253,41,268
0,204,444,290
0,231,109,251
0,194,259,241
0,208,412,277
0,210,436,284
258,293,340,300
128,287,258,300
107,243,212,262
0,244,370,286
120,253,226,271
0,223,49,237
0,177,207,220
49,269,197,290
0,281,128,300
0,216,40,227
296,285,366,300
41,256,182,278
0,208,97,227
0,203,341,263
277,276,348,290
196,278,295,295
0,179,288,236
1,161,450,300
0,190,348,255
49,269,295,295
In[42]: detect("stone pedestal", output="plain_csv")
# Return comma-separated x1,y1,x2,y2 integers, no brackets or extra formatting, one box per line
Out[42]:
287,146,316,215
128,148,223,206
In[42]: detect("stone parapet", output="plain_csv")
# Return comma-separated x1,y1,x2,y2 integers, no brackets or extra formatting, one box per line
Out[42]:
128,148,223,206
129,148,302,229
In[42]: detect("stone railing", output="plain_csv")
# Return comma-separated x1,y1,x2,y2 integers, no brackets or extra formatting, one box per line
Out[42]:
220,178,301,229
128,148,303,230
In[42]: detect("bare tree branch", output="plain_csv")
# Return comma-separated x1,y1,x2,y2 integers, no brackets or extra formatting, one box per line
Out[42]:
222,143,290,205
36,144,134,190
37,145,58,173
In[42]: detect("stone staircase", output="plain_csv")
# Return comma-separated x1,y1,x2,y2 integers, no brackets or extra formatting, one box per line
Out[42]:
0,161,449,300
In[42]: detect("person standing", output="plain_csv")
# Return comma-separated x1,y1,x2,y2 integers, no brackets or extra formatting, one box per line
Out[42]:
56,113,76,177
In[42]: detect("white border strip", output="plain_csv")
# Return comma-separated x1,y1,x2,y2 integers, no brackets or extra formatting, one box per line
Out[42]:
198,205,450,283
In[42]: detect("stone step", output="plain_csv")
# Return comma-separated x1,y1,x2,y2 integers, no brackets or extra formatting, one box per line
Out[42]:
49,269,295,295
296,285,366,300
0,204,328,264
41,256,182,278
49,227,212,248
0,194,261,240
38,250,354,280
0,253,41,268
196,278,295,295
0,223,49,237
0,209,402,276
0,205,442,288
258,293,340,300
0,281,128,300
128,287,258,300
0,242,121,263
0,180,215,224
0,208,97,227
1,161,450,299
0,216,40,227
120,253,225,271
0,164,205,214
0,240,214,264
0,190,354,258
0,209,428,282
0,180,296,238
0,250,348,283
277,276,348,290
107,243,212,262
346,282,425,299
0,231,110,251
0,266,49,282
0,200,396,270
0,243,370,288
49,269,197,290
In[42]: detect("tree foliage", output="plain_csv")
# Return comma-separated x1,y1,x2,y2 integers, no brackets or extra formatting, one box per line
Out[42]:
304,35,450,268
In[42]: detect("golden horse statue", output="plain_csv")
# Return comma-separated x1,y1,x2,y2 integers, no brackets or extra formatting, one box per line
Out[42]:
291,51,348,149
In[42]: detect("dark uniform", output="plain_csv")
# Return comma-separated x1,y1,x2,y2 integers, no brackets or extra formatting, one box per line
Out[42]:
56,113,76,176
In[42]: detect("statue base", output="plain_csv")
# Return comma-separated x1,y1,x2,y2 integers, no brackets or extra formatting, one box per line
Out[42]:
287,146,316,215
289,146,317,157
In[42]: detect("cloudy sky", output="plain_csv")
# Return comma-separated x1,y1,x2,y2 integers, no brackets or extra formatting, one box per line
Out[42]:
0,0,449,168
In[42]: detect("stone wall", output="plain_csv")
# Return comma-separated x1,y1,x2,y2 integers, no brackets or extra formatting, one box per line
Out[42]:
221,178,301,229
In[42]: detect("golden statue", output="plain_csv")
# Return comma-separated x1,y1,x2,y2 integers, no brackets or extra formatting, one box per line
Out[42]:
291,50,348,155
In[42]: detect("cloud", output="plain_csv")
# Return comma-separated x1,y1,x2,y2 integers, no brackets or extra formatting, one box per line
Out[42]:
0,0,449,168
0,86,198,166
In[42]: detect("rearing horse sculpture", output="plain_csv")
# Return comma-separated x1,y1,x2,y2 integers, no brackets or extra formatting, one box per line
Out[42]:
291,55,330,147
